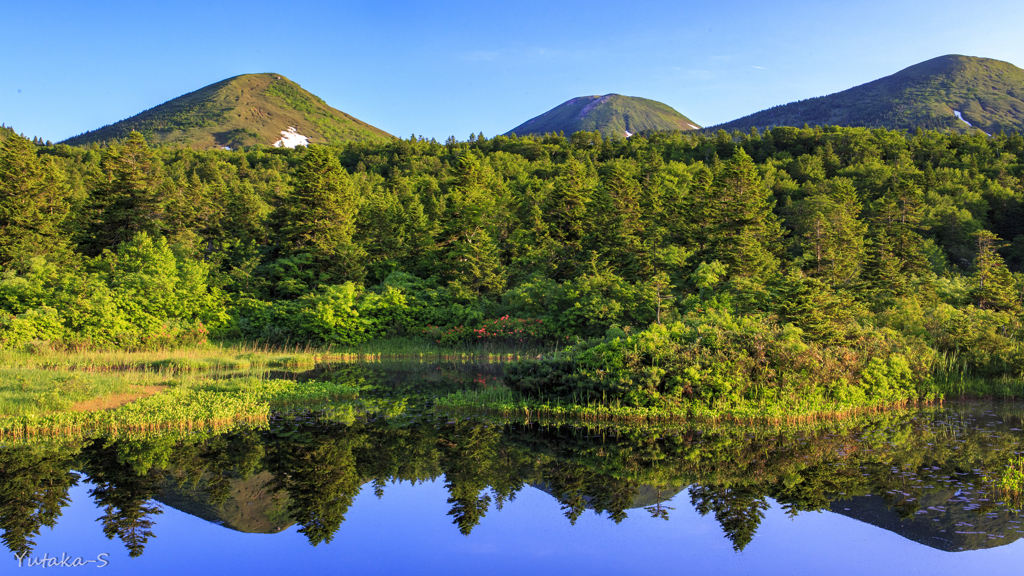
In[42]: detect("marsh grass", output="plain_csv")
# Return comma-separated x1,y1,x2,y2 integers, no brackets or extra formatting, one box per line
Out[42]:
433,383,927,428
0,377,365,441
0,368,171,417
928,349,1024,399
0,337,555,374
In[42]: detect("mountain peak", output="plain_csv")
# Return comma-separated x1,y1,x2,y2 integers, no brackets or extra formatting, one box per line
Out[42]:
715,55,1024,134
62,74,390,149
507,94,700,138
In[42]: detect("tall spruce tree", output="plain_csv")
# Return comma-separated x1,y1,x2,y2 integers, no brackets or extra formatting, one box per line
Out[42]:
276,145,366,284
86,132,162,254
971,230,1020,313
694,148,784,281
790,178,866,287
0,134,73,269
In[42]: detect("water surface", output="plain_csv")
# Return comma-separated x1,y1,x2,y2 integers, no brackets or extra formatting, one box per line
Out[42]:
4,361,1024,574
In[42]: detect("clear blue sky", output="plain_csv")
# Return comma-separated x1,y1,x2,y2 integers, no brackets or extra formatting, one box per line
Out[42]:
3,0,1023,143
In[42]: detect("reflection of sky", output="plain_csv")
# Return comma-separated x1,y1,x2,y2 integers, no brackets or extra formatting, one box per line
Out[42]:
19,478,1024,575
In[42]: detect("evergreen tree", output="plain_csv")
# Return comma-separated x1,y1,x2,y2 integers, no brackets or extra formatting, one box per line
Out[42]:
86,132,162,254
776,269,848,344
0,134,73,269
789,178,866,287
971,230,1020,312
276,145,366,285
694,148,784,281
544,155,596,279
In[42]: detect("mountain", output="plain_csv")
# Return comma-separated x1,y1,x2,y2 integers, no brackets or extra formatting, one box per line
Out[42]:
61,73,391,149
715,55,1024,134
506,94,700,138
157,471,293,534
830,493,1022,552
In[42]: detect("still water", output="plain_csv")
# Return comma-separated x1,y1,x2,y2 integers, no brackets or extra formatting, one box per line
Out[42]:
4,361,1024,575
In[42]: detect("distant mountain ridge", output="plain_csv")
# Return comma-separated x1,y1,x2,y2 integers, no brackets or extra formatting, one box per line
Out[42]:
61,73,391,149
714,55,1024,134
506,94,700,138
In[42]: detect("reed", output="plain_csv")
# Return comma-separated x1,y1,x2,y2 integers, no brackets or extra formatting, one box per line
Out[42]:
998,457,1024,505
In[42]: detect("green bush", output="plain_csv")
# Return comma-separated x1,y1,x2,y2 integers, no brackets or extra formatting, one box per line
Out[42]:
0,233,227,350
506,309,932,412
230,282,415,345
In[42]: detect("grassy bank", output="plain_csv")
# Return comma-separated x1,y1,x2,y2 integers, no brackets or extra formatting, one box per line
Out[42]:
0,337,544,440
0,377,363,441
3,334,1024,440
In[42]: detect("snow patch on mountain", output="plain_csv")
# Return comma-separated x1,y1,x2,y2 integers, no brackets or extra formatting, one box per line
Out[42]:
273,126,310,148
953,110,972,127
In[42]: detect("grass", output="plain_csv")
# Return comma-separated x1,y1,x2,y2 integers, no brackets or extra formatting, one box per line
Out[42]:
0,337,556,374
0,377,364,441
0,368,170,418
5,335,1022,442
431,383,926,427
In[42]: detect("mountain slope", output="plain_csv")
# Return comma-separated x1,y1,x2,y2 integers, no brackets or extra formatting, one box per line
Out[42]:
62,74,391,149
157,471,293,534
715,55,1024,134
506,94,700,138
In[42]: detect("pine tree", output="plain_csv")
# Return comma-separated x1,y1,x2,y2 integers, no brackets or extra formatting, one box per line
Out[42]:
277,145,366,284
590,161,647,279
776,269,848,344
971,230,1019,313
86,132,162,254
790,178,866,287
0,134,73,269
693,148,784,281
544,155,595,278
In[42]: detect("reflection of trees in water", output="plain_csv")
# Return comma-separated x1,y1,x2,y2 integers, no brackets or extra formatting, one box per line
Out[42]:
689,485,769,551
3,404,1024,557
540,461,640,525
0,445,80,557
81,441,164,558
437,420,525,535
267,431,363,546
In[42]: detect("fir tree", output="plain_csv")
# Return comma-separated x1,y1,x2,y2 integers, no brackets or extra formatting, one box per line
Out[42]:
971,230,1020,313
0,134,73,269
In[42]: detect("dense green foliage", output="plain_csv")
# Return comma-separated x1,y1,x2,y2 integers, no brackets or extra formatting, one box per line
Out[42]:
4,121,1024,409
504,309,932,419
61,74,390,149
715,55,1024,135
506,94,701,138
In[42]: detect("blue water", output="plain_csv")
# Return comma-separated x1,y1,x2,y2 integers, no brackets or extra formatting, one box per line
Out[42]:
21,476,1024,575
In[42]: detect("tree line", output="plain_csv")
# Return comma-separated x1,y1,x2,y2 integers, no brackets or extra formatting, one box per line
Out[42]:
0,124,1023,372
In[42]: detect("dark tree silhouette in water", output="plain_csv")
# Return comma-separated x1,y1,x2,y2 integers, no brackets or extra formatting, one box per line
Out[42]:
0,445,79,557
82,442,164,558
689,485,769,551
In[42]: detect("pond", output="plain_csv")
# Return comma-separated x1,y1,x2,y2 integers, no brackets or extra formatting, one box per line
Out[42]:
3,361,1024,574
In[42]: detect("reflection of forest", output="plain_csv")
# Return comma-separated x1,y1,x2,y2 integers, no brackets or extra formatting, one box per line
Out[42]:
2,402,1023,558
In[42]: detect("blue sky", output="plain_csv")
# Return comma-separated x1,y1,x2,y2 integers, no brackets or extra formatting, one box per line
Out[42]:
3,0,1023,142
